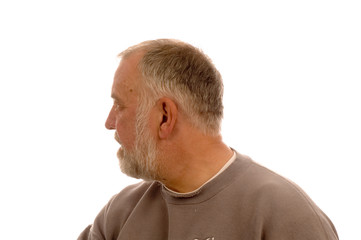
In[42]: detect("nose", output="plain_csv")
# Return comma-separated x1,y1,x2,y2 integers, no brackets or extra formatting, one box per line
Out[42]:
105,106,116,130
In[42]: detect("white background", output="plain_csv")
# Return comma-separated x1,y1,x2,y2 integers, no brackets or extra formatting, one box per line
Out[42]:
0,0,360,239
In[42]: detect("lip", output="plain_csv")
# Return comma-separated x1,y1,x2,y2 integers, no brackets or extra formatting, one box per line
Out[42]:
114,132,121,144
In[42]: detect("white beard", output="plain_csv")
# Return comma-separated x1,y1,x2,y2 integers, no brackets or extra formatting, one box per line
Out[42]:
116,104,160,181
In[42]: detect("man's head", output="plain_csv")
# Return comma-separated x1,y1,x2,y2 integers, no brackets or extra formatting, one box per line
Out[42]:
105,39,224,180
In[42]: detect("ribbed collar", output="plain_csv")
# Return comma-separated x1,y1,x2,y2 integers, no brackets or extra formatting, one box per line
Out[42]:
161,151,253,204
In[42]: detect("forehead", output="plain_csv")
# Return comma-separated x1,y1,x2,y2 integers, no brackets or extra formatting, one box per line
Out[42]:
111,53,142,102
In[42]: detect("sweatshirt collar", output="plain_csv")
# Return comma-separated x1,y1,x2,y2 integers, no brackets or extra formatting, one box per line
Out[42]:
163,151,236,197
161,151,253,204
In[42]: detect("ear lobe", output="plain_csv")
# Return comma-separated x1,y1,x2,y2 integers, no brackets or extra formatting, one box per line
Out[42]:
158,98,177,139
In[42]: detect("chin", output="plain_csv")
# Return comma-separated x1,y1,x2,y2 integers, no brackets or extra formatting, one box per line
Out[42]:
117,147,159,181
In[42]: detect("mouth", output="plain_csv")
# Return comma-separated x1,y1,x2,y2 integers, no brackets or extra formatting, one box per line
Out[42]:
114,132,121,145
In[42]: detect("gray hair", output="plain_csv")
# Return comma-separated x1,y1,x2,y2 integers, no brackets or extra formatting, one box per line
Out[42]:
119,39,224,136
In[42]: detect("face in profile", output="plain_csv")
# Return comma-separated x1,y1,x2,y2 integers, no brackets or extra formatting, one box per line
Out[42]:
116,102,160,181
106,54,161,181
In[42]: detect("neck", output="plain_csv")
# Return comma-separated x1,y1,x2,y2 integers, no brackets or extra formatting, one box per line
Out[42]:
158,132,233,193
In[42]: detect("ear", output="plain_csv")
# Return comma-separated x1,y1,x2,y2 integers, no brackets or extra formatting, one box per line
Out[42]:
156,98,178,139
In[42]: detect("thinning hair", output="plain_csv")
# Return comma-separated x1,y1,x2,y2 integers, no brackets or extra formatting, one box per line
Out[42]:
119,39,224,136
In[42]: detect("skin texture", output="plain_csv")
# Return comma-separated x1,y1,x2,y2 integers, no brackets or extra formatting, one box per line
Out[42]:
105,53,140,152
105,52,233,193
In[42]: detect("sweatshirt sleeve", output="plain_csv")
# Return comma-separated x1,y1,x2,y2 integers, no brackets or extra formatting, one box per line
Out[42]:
255,178,339,239
77,182,152,240
77,225,92,240
77,195,117,240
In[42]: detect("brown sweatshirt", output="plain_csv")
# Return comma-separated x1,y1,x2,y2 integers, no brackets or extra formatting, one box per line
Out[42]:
78,152,338,240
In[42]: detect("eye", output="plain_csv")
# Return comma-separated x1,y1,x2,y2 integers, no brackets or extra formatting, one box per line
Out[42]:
113,101,124,111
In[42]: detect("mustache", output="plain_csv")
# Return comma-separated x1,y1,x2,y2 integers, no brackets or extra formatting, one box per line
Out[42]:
114,132,121,144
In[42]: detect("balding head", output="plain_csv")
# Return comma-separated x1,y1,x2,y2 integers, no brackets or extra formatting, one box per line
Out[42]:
118,39,224,136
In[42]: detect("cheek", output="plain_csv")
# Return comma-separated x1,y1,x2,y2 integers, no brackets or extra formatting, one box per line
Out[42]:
115,113,137,147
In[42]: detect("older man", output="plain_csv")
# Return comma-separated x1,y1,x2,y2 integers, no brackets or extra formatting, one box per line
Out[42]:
78,39,338,240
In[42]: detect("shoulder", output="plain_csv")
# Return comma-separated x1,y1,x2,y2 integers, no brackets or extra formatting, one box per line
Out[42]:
107,181,155,212
104,181,157,224
232,154,338,239
233,153,315,203
89,181,159,239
